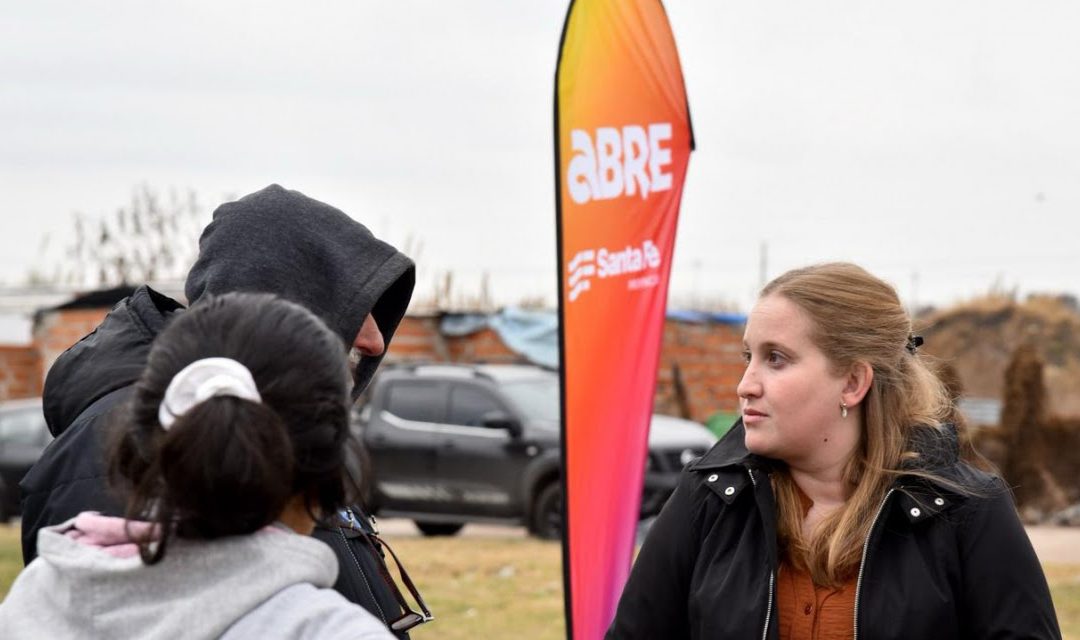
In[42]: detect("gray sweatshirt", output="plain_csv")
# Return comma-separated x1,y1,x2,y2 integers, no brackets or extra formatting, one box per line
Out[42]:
0,514,394,639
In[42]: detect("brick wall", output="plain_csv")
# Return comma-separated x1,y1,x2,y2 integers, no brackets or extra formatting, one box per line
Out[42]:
655,321,744,421
445,327,521,363
0,308,109,402
390,318,521,364
2,307,745,422
387,316,447,362
0,346,42,400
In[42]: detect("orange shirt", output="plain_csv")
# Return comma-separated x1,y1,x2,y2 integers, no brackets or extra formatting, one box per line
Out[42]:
776,560,856,640
777,485,856,640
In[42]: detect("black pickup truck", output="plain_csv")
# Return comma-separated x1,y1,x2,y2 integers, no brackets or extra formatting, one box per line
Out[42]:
354,363,716,538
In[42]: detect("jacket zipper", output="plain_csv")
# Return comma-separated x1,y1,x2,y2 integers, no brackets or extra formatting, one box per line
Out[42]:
748,469,775,640
853,488,896,640
340,508,389,626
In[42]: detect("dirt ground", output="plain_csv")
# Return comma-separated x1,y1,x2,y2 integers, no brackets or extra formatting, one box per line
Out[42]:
1027,526,1080,565
379,518,1080,565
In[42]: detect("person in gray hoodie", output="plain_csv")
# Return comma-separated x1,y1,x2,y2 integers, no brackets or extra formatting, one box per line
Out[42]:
19,184,419,635
1,293,399,639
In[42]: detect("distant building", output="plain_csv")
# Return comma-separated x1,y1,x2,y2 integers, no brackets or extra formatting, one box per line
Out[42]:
0,287,138,401
1,287,747,423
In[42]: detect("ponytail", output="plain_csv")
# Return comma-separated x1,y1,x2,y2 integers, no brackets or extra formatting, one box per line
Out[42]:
116,397,295,564
108,292,358,565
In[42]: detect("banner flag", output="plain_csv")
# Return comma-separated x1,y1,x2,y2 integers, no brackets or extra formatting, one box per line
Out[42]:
554,1,694,638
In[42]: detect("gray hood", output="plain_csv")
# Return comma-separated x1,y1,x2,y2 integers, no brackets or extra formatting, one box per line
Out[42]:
185,184,415,394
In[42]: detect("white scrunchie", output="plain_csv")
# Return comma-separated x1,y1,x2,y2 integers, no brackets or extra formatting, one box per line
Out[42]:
158,357,262,430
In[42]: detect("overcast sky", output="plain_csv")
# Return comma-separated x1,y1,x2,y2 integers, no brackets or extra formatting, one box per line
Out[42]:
3,1,1078,312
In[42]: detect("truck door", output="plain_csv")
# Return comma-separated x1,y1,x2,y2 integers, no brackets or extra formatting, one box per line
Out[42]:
365,379,448,514
432,381,528,519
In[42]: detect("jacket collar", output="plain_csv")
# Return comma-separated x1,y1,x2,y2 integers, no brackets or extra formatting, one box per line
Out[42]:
894,422,967,523
687,420,764,505
687,419,969,520
689,419,962,475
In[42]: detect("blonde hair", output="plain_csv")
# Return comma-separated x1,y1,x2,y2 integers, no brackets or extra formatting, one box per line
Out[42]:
760,263,950,586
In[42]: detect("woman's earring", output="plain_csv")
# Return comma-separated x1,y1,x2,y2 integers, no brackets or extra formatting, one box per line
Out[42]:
840,401,848,419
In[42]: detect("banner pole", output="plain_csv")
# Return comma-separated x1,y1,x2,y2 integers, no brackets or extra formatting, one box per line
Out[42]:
555,1,693,636
553,1,578,638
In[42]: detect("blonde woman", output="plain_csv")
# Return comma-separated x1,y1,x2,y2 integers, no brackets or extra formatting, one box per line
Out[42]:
607,263,1059,639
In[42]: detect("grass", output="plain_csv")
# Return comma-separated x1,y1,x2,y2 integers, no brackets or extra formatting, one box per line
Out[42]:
1,523,1078,639
0,525,20,601
391,535,564,640
1046,564,1080,640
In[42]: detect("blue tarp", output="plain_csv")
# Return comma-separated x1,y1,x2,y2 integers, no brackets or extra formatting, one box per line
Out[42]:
440,307,560,369
439,313,491,337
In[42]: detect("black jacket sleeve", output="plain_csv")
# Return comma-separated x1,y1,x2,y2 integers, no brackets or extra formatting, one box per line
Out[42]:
19,397,127,564
310,510,410,640
606,471,703,640
957,478,1062,639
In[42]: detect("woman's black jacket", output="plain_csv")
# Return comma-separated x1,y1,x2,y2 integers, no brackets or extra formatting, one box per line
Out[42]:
607,421,1061,640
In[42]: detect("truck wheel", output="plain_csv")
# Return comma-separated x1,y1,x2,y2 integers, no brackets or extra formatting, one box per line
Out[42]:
529,482,563,540
414,521,464,537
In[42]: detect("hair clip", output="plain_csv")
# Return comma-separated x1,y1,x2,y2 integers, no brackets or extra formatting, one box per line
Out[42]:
906,334,924,355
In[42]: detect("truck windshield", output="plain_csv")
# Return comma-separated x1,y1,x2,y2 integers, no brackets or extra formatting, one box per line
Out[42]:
500,377,560,423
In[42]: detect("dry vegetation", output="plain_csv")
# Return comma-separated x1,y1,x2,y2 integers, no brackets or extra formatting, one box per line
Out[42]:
919,293,1080,417
942,335,1080,518
2,524,1079,637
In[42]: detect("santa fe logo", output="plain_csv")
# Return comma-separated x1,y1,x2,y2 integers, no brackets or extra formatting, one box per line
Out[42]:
566,124,673,204
567,240,662,302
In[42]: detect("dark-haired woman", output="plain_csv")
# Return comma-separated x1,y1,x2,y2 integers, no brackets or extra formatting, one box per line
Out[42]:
0,293,397,639
607,263,1060,639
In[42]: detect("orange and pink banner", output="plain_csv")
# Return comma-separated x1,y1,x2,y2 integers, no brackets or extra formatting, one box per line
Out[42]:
554,1,694,637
